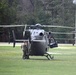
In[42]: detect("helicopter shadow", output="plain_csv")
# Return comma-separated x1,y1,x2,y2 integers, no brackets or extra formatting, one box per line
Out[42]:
23,57,66,62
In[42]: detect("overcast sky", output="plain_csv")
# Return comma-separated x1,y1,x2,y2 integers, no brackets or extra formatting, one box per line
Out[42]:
73,0,76,4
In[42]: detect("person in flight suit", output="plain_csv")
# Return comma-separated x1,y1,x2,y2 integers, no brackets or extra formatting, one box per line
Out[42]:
48,31,52,44
21,41,29,59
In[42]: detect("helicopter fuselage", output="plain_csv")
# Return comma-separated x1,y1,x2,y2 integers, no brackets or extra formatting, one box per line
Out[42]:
26,28,49,56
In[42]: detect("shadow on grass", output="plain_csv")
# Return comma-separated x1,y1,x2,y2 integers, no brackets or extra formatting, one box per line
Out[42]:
22,57,65,62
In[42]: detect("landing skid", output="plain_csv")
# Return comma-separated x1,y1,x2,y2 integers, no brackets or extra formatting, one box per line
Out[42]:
45,52,54,60
23,54,54,60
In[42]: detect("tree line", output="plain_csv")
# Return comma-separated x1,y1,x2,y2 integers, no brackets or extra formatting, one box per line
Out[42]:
0,0,76,43
0,0,75,25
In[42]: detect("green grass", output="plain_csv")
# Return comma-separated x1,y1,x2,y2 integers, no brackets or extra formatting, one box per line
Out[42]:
0,45,76,75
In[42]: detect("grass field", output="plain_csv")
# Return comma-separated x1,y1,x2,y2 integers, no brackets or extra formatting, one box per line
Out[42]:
0,44,76,75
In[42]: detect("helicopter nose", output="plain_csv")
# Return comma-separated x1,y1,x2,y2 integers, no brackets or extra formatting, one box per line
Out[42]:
31,40,47,55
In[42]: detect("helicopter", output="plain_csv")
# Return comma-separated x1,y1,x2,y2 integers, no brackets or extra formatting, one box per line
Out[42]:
0,24,58,60
14,24,58,60
0,24,75,60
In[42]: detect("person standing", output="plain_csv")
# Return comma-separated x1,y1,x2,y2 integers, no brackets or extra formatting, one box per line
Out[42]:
21,41,29,59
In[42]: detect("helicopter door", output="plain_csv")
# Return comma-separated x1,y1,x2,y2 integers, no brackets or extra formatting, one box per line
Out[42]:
49,38,58,48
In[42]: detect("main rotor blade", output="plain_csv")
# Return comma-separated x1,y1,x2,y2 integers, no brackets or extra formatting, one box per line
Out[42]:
42,25,74,29
0,25,25,27
0,24,74,29
51,32,74,34
23,24,27,36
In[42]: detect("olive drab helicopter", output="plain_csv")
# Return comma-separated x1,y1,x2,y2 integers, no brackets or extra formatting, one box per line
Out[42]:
0,24,58,60
0,24,75,60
